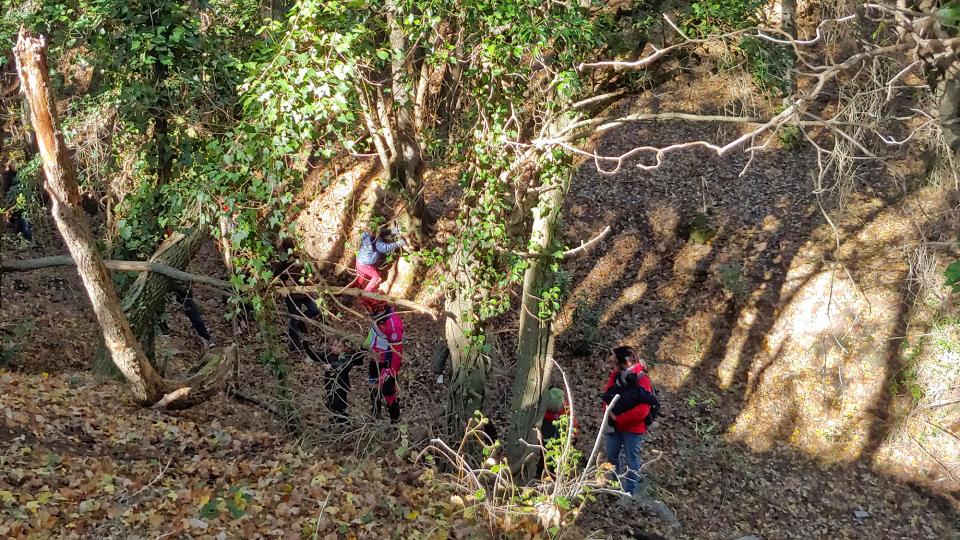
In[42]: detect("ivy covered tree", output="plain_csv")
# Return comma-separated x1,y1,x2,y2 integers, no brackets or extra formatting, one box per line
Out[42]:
4,0,812,471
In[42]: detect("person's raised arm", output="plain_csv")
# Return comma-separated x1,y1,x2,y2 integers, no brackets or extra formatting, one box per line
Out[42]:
374,233,406,254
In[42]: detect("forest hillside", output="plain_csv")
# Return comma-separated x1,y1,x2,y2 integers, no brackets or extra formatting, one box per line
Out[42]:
2,0,960,538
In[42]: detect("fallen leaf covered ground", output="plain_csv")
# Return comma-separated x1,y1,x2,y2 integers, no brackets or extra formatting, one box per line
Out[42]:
0,370,496,539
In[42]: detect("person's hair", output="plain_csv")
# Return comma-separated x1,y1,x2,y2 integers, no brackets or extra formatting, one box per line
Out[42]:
612,345,636,367
365,300,389,316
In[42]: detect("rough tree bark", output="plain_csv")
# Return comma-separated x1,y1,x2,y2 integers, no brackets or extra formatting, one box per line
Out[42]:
443,248,492,438
503,168,569,480
384,0,433,234
92,227,208,373
781,0,796,38
14,30,233,409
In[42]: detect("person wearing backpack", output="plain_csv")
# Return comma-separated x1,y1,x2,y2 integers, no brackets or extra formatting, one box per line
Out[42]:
272,237,322,356
318,339,367,423
363,301,404,422
600,345,660,496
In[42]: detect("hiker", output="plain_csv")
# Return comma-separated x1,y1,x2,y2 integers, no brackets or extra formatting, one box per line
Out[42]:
364,301,404,422
538,386,579,477
3,169,33,242
157,282,215,350
600,345,659,496
355,222,407,295
602,369,659,422
542,386,577,441
272,237,322,357
319,339,366,423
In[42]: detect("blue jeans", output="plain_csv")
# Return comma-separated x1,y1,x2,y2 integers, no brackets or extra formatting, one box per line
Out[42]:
605,431,645,495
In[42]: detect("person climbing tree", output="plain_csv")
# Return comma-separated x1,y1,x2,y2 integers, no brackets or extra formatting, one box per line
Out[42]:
272,237,321,357
601,345,657,497
319,339,366,423
355,221,407,295
364,301,404,422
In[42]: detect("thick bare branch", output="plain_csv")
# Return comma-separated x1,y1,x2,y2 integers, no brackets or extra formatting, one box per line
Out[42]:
1,255,233,289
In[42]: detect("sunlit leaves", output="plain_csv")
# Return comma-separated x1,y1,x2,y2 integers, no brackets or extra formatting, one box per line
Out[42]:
946,260,960,293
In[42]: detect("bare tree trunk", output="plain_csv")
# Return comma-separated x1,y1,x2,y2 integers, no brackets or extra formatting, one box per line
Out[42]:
503,169,568,481
15,31,165,401
781,0,798,97
934,61,960,160
781,0,796,38
15,30,233,409
437,32,464,145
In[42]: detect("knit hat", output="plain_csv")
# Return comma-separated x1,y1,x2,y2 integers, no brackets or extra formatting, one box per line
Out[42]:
545,387,565,413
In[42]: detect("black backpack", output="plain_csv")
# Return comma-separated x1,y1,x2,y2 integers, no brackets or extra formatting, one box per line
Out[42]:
644,385,662,427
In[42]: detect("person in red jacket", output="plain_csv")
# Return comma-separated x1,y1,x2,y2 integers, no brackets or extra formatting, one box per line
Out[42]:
601,345,654,496
538,386,580,477
364,301,404,422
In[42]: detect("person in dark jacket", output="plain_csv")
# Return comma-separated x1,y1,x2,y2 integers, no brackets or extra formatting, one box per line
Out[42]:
320,339,366,423
601,345,655,496
272,238,321,355
158,282,215,350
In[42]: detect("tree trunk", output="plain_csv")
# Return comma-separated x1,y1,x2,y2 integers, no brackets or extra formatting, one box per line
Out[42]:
385,0,433,234
92,227,208,374
781,0,798,98
443,249,492,438
934,63,960,160
155,111,172,185
15,30,233,409
503,166,569,481
781,0,796,38
15,31,166,401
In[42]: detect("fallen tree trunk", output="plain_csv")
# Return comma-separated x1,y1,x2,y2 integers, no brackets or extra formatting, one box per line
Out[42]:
1,255,232,289
2,257,437,317
14,30,232,409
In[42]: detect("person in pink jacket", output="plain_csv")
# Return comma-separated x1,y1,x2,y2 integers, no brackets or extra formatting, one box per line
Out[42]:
364,301,404,422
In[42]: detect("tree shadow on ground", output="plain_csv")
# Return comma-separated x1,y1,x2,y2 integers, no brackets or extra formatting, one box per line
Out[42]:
561,128,960,535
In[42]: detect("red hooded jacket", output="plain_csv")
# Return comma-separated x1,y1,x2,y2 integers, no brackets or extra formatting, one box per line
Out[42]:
602,362,652,434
